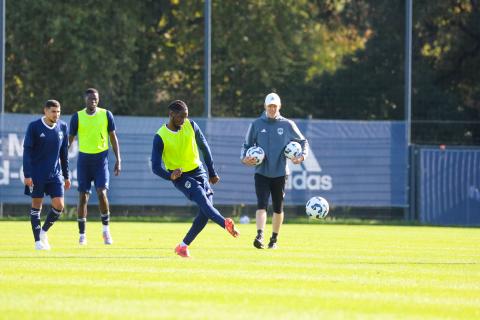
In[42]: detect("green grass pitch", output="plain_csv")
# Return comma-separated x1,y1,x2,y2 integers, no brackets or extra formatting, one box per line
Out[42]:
1,221,479,319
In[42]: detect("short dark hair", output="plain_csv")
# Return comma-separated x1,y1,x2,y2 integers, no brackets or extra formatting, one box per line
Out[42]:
85,88,99,95
168,100,188,113
44,99,61,109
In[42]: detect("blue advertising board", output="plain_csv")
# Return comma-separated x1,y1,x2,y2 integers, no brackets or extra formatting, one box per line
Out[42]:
418,147,480,225
0,113,407,207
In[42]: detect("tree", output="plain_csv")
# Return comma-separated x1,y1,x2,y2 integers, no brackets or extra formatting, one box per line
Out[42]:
5,0,205,115
5,1,479,145
6,0,140,114
211,0,367,117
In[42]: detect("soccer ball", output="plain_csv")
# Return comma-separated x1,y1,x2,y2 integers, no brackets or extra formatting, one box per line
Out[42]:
306,196,329,219
284,141,302,159
246,146,265,165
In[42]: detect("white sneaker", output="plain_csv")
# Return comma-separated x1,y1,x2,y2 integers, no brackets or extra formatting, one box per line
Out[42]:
103,231,113,245
79,234,87,245
39,231,51,250
35,241,49,250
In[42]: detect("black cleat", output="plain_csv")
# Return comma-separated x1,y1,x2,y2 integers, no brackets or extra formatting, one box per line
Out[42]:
267,238,277,249
253,236,265,249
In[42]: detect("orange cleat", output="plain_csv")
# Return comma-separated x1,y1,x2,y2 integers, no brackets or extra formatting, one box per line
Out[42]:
225,218,240,238
175,244,191,258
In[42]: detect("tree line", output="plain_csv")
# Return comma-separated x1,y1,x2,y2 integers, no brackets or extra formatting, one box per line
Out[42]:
5,0,480,144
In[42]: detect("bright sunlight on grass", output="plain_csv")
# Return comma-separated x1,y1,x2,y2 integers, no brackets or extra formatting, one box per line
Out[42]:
1,221,479,319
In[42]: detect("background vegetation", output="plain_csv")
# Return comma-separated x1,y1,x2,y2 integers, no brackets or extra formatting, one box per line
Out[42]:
5,0,480,144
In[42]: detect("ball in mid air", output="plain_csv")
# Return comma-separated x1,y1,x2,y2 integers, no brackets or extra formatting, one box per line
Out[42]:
306,196,329,219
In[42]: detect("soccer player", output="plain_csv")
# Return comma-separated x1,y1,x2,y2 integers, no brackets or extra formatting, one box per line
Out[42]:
23,100,70,250
68,88,121,245
241,93,309,249
151,100,240,258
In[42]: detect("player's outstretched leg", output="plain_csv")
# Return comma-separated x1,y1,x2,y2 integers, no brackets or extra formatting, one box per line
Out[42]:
190,191,240,237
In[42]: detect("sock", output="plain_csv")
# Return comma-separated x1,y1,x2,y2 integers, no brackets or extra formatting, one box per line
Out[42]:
256,229,264,239
42,207,62,232
30,208,41,241
101,212,110,226
77,218,86,234
271,232,278,242
180,242,188,247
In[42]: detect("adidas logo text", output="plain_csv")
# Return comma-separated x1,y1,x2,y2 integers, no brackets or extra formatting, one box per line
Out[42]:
286,145,333,191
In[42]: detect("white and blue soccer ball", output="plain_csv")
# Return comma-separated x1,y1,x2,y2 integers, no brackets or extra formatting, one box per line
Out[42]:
284,141,302,159
306,196,329,219
246,146,265,165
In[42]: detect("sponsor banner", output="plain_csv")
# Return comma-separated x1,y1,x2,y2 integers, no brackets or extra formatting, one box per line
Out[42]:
0,114,407,207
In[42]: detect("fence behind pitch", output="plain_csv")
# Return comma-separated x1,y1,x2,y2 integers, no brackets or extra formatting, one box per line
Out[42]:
417,147,480,226
0,113,407,208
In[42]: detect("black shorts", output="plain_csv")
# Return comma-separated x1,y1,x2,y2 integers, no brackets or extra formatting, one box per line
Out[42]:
254,173,286,213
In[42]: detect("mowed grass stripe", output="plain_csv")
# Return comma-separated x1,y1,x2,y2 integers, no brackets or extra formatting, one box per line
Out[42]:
1,221,479,319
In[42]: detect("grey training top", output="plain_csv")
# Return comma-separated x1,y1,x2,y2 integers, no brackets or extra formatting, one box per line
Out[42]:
241,112,309,178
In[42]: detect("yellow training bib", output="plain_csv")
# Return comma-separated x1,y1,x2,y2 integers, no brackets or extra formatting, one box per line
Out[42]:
157,120,201,172
77,108,109,154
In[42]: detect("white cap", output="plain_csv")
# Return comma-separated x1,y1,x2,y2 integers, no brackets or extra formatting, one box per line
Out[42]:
264,93,281,107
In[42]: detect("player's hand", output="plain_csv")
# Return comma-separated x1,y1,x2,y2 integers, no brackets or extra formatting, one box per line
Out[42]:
291,155,305,165
64,179,71,190
170,168,182,181
24,178,33,187
114,160,121,176
242,156,257,166
209,175,220,185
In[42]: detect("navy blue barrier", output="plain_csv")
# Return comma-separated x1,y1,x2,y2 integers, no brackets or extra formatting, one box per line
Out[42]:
0,113,407,207
418,147,480,226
